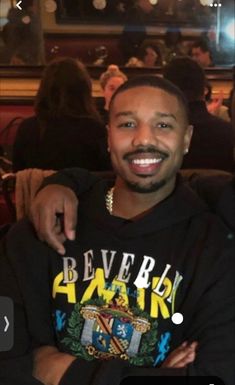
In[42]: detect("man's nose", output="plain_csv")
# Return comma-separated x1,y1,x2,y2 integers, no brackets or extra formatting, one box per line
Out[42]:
132,124,157,147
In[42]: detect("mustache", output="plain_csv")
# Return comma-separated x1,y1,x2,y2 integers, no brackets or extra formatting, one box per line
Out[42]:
123,146,169,160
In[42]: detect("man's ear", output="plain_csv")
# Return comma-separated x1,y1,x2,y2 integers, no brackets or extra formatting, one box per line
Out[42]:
184,124,193,154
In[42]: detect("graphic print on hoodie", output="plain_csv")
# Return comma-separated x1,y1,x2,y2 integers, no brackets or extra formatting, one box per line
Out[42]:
52,246,183,367
49,178,228,368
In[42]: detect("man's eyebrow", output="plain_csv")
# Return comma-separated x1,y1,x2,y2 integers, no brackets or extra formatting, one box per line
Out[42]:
156,112,177,121
113,111,178,121
114,111,135,118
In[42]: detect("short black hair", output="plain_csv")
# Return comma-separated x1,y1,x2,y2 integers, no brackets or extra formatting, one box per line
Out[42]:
163,56,206,102
109,74,189,123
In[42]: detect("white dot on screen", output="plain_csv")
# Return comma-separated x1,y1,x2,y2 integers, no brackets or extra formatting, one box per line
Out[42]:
171,312,184,325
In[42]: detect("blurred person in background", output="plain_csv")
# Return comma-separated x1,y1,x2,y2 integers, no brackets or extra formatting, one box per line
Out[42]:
162,28,186,65
119,0,155,63
99,64,127,123
125,40,163,68
190,38,213,68
136,40,163,67
125,56,144,68
13,57,110,172
204,80,230,122
163,57,234,172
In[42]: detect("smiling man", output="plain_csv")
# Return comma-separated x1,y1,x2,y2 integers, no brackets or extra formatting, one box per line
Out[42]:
106,78,192,219
1,76,235,385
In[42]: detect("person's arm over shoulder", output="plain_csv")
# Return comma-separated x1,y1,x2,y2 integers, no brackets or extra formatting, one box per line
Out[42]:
41,167,100,197
31,168,106,254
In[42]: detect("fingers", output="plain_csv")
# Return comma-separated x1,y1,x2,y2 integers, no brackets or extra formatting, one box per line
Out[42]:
172,344,197,368
37,204,66,255
30,185,78,254
49,217,67,255
162,341,198,369
31,206,41,241
63,195,78,241
33,346,76,385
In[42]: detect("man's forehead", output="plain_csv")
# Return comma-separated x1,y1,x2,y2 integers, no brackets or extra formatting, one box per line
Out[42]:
114,85,177,99
110,85,188,123
112,86,180,108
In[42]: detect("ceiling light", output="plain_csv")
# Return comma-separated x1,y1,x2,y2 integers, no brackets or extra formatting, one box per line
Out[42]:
200,0,212,6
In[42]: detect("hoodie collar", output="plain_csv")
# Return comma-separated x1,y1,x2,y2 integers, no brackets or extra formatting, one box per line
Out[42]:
85,175,208,238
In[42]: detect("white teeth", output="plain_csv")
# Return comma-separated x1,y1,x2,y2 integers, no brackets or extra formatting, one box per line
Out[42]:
132,158,161,165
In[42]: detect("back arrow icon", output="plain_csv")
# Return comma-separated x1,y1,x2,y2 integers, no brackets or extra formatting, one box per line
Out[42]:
16,1,22,10
4,316,9,332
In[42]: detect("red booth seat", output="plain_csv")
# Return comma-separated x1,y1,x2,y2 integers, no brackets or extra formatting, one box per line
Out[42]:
0,104,34,147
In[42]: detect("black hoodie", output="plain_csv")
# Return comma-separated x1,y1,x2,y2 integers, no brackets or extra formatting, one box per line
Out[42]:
0,174,234,385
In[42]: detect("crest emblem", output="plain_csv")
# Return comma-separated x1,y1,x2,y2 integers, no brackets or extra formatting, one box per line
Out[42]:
62,297,158,365
80,300,150,359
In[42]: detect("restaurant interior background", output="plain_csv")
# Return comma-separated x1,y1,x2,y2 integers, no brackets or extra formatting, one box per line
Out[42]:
0,0,234,220
0,0,234,98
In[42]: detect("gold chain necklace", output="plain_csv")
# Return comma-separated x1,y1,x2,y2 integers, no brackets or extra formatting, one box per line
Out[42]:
105,187,114,215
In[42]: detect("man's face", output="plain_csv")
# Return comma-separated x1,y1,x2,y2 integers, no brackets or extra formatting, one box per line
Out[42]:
108,86,193,194
191,47,211,67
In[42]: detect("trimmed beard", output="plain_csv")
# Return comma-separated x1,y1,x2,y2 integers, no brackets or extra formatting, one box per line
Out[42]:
124,175,168,193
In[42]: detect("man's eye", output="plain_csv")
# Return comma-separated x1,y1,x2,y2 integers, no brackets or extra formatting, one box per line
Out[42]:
157,122,172,129
118,121,135,128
